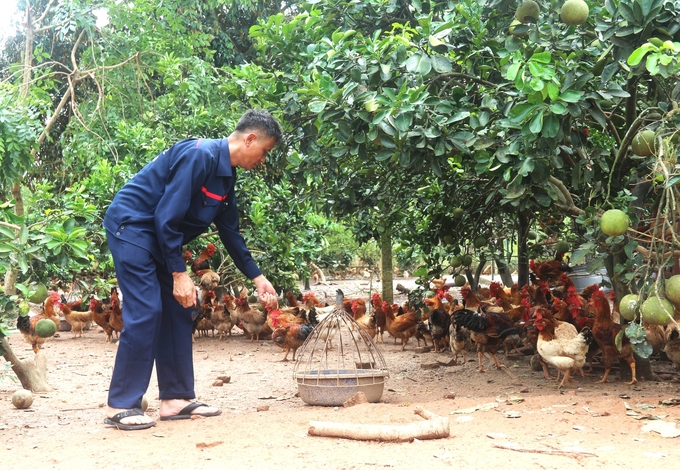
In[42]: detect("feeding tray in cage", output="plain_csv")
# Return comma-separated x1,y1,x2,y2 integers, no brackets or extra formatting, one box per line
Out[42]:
293,307,389,406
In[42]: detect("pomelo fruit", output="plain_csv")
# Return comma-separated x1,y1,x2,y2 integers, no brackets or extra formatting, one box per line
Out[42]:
450,256,463,268
631,130,656,156
29,283,49,304
527,231,538,240
560,0,589,26
516,0,540,23
600,209,629,237
665,275,680,306
641,296,674,325
424,290,436,298
454,275,467,287
141,394,149,412
555,241,570,253
19,301,30,316
473,236,487,248
461,255,473,266
12,389,33,409
452,208,464,219
618,294,639,321
35,318,57,338
444,235,455,245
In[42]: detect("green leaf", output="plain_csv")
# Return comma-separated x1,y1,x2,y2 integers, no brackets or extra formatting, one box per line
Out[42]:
405,54,432,75
519,157,535,176
530,51,551,64
431,56,452,73
308,101,326,113
559,90,581,103
506,62,521,81
628,45,652,66
529,110,544,134
541,114,559,138
19,225,28,245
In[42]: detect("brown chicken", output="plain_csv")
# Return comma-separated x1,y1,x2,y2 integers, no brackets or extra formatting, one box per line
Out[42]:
108,287,125,339
269,305,315,361
190,243,217,276
529,253,572,283
590,288,636,384
16,295,61,353
664,324,680,373
371,293,387,343
453,308,520,372
89,297,114,342
460,286,495,312
235,296,269,341
349,299,377,339
55,292,92,338
211,294,239,340
382,301,418,350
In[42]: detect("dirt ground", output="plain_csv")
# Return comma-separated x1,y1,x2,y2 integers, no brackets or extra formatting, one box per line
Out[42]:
2,277,680,470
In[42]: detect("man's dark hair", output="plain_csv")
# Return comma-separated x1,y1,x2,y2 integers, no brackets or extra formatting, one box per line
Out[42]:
235,110,283,144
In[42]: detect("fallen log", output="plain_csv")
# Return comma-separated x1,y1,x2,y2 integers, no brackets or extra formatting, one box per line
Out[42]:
308,407,450,442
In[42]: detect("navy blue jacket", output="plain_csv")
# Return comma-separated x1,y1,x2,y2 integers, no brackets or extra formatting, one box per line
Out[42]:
103,138,262,279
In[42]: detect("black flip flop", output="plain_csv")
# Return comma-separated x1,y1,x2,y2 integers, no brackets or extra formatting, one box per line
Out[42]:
159,401,222,421
104,408,156,431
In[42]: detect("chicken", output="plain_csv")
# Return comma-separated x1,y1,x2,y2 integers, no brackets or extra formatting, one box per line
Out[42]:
108,287,125,339
590,288,636,384
285,291,300,307
89,296,114,342
533,307,593,388
16,296,61,353
190,243,217,276
235,296,268,341
370,293,387,343
449,322,472,364
453,309,520,372
383,301,418,350
427,308,450,353
460,286,495,312
529,252,572,283
209,295,228,340
55,292,92,338
415,319,431,347
664,324,680,374
336,288,367,316
351,299,377,339
272,323,314,361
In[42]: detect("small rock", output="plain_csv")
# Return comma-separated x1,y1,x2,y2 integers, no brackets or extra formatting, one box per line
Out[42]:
420,362,440,370
212,380,224,387
414,347,431,354
216,376,231,383
443,392,456,400
256,405,269,412
343,391,369,407
529,354,543,371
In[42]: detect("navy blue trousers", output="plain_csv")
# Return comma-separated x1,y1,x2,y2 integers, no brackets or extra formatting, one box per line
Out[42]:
106,231,196,409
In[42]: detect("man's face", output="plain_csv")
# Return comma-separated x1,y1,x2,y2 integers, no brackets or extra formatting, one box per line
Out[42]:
242,133,277,170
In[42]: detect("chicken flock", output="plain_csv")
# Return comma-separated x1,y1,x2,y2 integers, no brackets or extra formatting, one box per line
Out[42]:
16,249,680,389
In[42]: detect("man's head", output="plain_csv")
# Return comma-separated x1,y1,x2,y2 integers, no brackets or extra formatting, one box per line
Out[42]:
229,110,282,170
235,110,283,144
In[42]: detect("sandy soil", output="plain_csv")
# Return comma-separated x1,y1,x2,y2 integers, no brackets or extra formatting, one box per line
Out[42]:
2,278,680,470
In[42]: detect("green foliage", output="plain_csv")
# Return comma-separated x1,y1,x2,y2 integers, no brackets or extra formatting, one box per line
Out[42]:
355,240,380,269
0,89,40,189
314,217,358,273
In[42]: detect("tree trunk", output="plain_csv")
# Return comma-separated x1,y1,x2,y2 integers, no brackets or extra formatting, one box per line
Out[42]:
517,212,530,288
1,336,53,392
495,259,515,288
380,230,393,304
